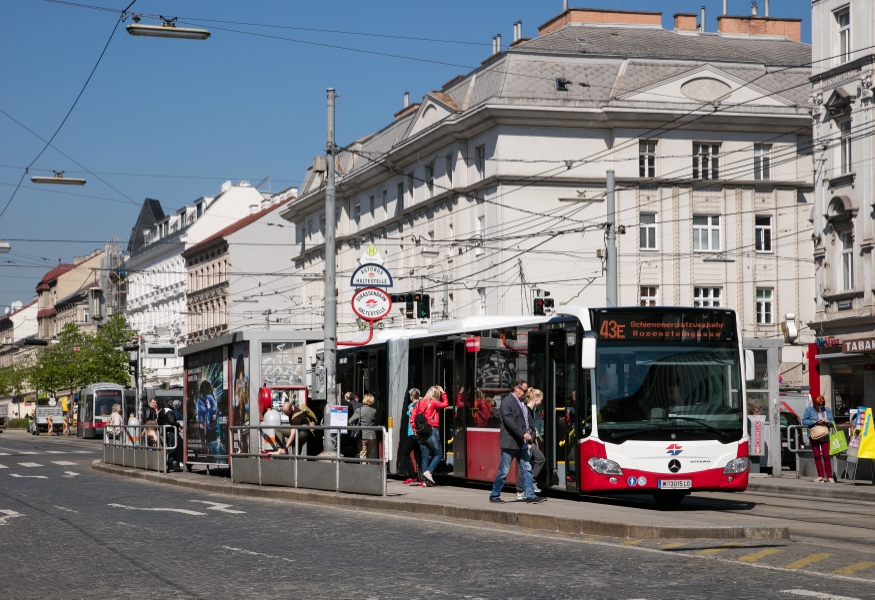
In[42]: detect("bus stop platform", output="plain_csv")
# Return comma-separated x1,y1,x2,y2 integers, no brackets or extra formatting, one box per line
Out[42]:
746,474,875,502
92,461,790,540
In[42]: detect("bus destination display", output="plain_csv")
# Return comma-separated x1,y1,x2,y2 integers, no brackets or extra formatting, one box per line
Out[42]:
594,311,736,343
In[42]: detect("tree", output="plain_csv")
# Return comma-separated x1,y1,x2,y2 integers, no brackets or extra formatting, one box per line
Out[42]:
88,314,136,386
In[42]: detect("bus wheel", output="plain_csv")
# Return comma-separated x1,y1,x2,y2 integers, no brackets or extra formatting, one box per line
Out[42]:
652,491,687,506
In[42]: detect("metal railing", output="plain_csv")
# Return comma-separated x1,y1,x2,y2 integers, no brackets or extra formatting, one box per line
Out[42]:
229,425,392,496
103,424,179,474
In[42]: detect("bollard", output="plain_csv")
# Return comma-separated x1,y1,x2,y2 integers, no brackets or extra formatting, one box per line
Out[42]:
262,409,280,453
46,417,53,435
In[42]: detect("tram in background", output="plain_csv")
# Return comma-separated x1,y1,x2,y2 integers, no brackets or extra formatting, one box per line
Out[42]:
337,306,751,504
77,383,134,439
141,387,183,421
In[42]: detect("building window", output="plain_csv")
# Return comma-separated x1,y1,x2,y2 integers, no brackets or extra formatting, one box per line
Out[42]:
693,287,722,307
381,189,387,212
319,216,326,236
83,309,90,323
369,195,375,218
446,154,453,186
478,288,486,315
475,145,486,179
353,203,361,230
756,288,773,324
476,215,485,256
837,8,850,64
692,215,720,251
755,216,772,252
426,164,434,198
640,286,658,307
397,182,404,213
639,140,656,177
840,120,852,174
639,213,657,250
841,232,854,290
754,144,771,180
692,143,720,180
407,173,415,205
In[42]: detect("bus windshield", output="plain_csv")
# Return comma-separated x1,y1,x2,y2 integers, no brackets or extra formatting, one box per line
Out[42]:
595,343,743,443
94,390,122,419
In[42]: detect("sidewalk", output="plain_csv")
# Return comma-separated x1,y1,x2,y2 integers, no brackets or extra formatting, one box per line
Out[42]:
92,461,788,540
747,474,875,503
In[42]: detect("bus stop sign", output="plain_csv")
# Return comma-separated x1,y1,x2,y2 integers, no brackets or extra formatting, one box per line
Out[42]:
351,287,392,322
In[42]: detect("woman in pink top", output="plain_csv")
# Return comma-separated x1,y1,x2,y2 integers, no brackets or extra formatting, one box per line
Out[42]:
410,386,449,486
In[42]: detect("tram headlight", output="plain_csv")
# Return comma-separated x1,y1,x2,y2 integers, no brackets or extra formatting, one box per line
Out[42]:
587,457,623,475
723,457,749,474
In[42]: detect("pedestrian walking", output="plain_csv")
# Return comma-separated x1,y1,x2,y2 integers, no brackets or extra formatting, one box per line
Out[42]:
516,388,546,500
158,400,183,471
399,388,424,485
410,385,449,486
349,394,378,460
802,395,835,483
108,403,123,440
489,379,545,504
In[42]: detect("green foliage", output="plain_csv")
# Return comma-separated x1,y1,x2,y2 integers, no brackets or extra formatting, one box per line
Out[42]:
6,419,29,429
0,361,31,399
28,315,137,395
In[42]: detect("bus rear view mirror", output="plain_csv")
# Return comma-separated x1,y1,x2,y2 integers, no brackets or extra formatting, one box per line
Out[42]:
744,350,756,381
581,336,597,370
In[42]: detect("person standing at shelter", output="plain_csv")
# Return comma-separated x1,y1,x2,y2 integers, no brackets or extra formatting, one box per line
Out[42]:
349,394,378,460
489,380,545,504
399,389,424,485
144,397,159,423
108,404,123,440
410,385,449,486
803,395,835,483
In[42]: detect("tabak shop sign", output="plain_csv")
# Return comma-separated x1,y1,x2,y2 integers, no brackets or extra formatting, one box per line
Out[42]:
351,287,392,322
844,337,875,353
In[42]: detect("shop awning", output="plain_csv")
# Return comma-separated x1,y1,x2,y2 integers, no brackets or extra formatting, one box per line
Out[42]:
814,352,863,360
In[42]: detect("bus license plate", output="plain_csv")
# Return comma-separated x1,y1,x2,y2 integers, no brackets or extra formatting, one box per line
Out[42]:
657,480,691,490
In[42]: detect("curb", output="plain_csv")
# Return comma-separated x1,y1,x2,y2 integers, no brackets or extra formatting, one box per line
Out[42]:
92,462,789,540
747,481,875,503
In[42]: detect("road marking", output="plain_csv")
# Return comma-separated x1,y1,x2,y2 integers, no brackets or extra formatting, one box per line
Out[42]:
222,546,295,562
45,451,65,454
659,542,686,550
51,461,77,466
697,542,746,556
738,548,785,563
10,474,47,479
0,465,7,469
519,529,539,534
781,590,861,600
0,453,9,456
18,451,37,455
583,537,601,542
190,501,245,514
18,462,43,468
0,510,23,525
833,562,875,576
72,451,94,454
620,540,640,546
551,533,568,538
54,506,77,513
108,504,205,516
63,471,79,478
784,554,833,570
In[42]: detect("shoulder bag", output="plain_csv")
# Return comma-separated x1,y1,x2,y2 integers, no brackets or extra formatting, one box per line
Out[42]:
809,411,829,441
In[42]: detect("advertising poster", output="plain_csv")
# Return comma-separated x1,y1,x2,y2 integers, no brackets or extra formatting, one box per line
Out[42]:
185,348,228,464
230,342,250,455
261,342,306,387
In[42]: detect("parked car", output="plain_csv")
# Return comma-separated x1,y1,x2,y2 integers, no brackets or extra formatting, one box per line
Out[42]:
780,411,802,470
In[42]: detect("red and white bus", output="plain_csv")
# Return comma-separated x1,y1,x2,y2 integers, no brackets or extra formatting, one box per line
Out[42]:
336,306,750,504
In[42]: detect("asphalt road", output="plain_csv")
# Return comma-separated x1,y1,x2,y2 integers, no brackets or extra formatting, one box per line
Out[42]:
0,430,871,600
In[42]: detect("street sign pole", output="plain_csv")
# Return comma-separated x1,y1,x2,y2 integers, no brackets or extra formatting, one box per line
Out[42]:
323,88,338,454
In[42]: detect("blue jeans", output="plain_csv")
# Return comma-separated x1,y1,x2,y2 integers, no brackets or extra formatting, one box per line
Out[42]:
419,429,442,474
491,447,535,499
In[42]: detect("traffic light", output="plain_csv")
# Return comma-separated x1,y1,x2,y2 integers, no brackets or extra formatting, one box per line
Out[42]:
544,298,555,312
405,294,414,319
533,298,545,315
417,294,430,319
128,351,138,378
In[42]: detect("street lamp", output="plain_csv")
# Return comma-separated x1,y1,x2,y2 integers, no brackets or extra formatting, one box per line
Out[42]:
126,17,210,40
31,171,86,186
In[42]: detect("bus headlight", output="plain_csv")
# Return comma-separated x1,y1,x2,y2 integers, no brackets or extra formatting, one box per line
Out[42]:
587,457,623,475
723,457,749,474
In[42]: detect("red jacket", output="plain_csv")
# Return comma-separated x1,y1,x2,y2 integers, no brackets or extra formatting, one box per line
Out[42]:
410,393,449,428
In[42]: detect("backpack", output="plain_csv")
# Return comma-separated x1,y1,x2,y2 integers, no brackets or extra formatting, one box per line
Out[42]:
298,404,318,426
413,401,432,437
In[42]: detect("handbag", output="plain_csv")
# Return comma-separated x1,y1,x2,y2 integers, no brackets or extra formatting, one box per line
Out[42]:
829,422,848,456
809,425,829,441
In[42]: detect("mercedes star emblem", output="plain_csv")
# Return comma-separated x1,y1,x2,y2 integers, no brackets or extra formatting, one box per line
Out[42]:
668,459,681,473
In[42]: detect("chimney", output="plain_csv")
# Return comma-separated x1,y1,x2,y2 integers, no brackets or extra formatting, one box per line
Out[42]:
537,8,662,36
674,13,698,32
496,33,502,53
513,21,522,43
403,91,409,108
764,0,769,17
751,1,758,17
249,205,258,215
716,14,802,42
700,6,706,32
562,0,568,11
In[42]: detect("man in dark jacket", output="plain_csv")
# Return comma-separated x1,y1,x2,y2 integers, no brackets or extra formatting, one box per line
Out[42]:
157,400,182,472
489,380,545,504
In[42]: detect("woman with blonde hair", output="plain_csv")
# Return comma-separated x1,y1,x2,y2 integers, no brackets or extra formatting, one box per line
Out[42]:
409,385,449,486
108,403,123,440
516,388,546,499
349,394,378,460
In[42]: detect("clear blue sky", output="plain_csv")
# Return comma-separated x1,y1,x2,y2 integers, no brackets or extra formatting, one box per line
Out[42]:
0,0,810,311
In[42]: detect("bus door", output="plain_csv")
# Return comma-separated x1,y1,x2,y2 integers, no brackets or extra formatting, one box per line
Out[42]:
452,339,466,476
430,341,456,470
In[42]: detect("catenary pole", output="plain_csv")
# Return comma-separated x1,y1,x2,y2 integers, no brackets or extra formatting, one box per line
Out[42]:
605,170,617,307
323,88,338,453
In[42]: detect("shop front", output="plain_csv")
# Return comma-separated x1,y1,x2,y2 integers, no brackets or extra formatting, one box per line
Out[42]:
814,335,875,423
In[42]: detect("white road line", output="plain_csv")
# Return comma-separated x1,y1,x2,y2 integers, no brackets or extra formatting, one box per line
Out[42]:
191,501,246,514
54,506,77,513
108,503,205,516
222,546,295,562
44,451,65,454
781,590,861,600
18,452,37,455
72,451,94,454
51,461,77,466
10,474,47,479
0,465,7,469
18,462,43,468
0,453,9,456
0,510,23,525
63,471,79,478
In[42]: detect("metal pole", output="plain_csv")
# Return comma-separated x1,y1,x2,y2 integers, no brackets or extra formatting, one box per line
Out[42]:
323,88,338,454
265,308,271,331
605,170,617,307
136,335,143,420
723,0,727,15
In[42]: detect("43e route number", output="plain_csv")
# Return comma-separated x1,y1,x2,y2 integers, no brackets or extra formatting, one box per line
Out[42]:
599,319,626,340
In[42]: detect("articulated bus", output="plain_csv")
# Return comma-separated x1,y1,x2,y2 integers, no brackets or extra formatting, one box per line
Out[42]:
77,383,134,439
337,306,750,504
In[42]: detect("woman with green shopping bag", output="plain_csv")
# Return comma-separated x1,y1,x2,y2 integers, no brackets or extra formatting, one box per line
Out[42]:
802,395,834,483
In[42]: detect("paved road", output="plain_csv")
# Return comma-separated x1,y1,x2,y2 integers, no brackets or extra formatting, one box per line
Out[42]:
0,430,871,599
